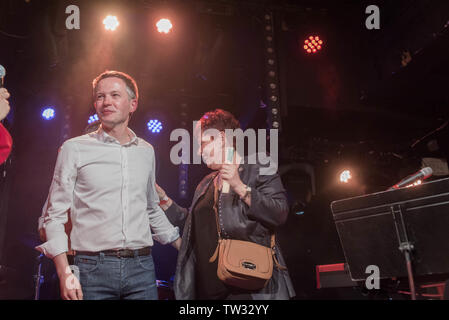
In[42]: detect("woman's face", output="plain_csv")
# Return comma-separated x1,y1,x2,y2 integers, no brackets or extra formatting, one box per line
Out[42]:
197,130,225,170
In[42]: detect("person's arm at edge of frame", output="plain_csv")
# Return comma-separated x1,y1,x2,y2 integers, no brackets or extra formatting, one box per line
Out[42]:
155,183,189,229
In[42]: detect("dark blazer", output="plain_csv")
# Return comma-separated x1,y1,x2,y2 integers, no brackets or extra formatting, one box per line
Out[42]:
166,159,296,300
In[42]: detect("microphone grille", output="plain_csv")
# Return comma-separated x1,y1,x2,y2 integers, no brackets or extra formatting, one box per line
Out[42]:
0,65,5,77
422,167,433,176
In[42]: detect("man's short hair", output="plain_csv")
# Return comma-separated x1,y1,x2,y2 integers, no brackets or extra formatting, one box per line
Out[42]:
199,109,240,132
92,70,139,100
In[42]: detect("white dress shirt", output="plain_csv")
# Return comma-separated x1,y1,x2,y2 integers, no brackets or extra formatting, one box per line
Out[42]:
36,128,179,258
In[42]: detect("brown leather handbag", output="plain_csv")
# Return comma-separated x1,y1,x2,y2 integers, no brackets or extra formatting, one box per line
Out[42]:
209,177,286,290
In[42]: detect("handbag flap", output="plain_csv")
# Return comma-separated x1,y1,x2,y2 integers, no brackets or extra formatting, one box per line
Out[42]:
221,239,273,279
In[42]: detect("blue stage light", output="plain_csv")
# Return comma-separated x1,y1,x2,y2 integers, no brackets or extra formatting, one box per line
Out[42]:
88,114,99,124
147,119,163,133
42,107,55,120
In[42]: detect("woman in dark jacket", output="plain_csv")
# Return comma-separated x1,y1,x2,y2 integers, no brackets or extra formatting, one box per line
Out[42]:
159,109,295,300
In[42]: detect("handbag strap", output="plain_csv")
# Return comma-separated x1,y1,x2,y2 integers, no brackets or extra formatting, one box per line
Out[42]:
209,175,223,263
271,234,287,271
209,174,287,270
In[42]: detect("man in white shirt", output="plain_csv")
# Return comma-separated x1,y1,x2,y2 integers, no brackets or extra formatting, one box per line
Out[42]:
36,70,181,300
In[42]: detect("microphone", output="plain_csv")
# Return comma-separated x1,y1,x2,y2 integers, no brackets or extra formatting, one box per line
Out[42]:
221,147,234,193
0,65,5,88
388,167,433,190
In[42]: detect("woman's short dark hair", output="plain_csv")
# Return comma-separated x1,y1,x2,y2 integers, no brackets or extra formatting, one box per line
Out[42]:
199,109,240,132
92,70,138,100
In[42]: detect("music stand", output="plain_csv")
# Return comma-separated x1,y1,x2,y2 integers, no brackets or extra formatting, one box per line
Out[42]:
331,177,449,300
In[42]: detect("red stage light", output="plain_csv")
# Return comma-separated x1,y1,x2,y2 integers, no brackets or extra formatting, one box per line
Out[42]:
303,35,324,54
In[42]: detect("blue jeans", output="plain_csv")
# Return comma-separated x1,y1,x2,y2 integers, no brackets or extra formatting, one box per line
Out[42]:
74,252,158,300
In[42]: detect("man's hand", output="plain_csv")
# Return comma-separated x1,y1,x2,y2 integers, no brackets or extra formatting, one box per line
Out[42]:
54,253,83,300
59,268,83,300
0,88,10,121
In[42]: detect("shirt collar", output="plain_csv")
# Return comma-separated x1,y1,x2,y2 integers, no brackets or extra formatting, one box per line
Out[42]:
94,125,139,146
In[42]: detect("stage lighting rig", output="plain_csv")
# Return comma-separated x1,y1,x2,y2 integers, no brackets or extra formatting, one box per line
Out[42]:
103,15,119,31
42,107,55,120
303,35,324,54
147,119,163,133
156,18,173,34
339,170,352,183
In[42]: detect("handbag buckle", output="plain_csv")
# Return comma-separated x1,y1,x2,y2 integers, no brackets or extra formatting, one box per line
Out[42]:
242,261,256,270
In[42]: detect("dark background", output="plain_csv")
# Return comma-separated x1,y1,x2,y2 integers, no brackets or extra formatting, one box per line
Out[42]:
1,0,449,299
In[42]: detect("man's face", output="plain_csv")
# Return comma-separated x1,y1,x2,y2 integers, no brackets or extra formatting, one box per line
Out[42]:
94,77,137,129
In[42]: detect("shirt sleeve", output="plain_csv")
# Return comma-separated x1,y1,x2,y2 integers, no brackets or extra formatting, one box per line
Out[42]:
146,147,180,245
37,196,48,233
35,141,78,258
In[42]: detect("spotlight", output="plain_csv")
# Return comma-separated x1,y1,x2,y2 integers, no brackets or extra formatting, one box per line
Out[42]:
147,119,163,133
88,114,99,124
42,107,55,120
303,35,324,54
339,170,352,183
103,15,119,31
156,18,173,34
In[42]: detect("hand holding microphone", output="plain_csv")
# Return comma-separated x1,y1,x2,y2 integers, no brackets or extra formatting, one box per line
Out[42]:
0,88,11,121
0,65,10,121
220,147,235,193
219,148,251,204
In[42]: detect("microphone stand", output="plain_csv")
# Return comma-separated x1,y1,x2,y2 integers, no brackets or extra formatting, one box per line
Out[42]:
391,204,416,300
34,253,44,300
